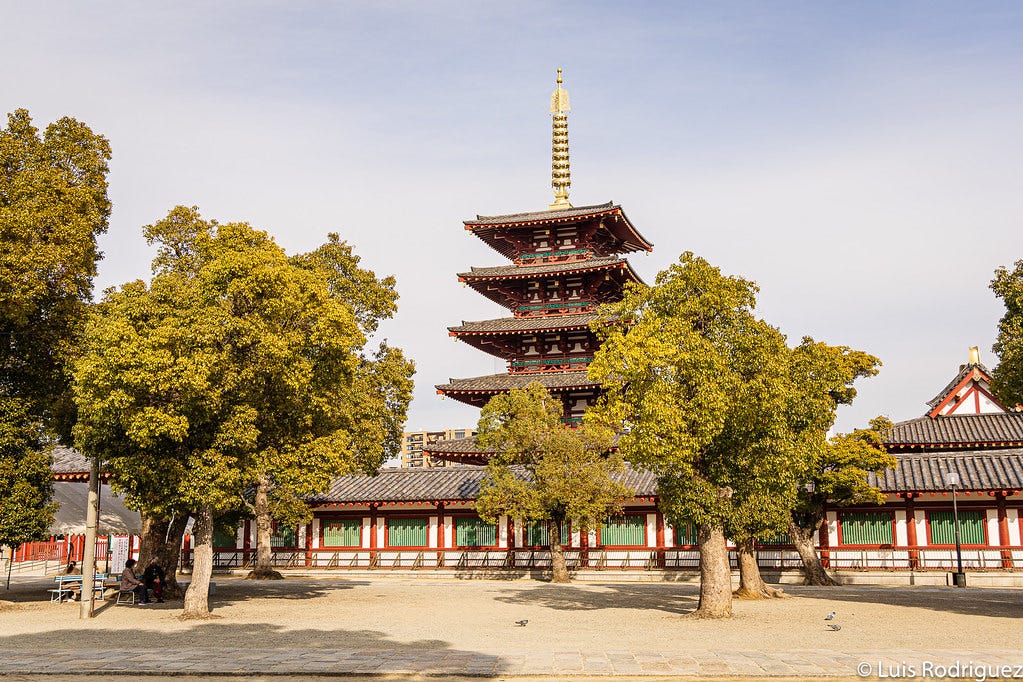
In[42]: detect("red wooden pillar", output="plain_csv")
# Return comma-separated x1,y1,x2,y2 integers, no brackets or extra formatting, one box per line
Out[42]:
905,494,919,569
818,516,830,568
579,521,589,567
655,511,666,567
996,493,1013,569
242,519,252,564
182,534,192,568
305,522,313,567
436,503,445,567
369,504,378,567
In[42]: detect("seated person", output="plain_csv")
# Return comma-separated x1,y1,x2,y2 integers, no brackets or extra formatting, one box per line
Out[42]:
142,557,167,603
62,560,83,601
120,558,150,605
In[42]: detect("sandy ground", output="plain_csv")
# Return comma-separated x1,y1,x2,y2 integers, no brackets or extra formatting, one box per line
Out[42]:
1,575,1020,655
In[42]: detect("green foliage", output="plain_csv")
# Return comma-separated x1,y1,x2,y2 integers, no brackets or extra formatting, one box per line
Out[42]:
474,382,631,532
73,207,415,527
792,416,896,525
0,109,111,435
589,252,883,541
0,398,56,548
991,260,1023,407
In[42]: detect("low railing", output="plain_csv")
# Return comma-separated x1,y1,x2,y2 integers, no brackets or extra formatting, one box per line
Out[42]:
178,545,1020,572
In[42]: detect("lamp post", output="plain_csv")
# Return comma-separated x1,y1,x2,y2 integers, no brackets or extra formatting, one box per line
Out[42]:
945,471,966,587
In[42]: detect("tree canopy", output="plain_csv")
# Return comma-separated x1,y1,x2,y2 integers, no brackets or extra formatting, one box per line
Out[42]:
991,260,1023,408
589,252,882,615
73,206,414,614
0,108,110,550
474,382,630,583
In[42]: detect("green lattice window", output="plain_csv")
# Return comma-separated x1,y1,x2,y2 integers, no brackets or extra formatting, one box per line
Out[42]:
756,530,791,545
270,524,297,548
839,512,893,545
387,517,428,547
601,515,646,546
928,510,985,545
672,524,698,546
321,519,361,547
524,520,570,546
455,517,497,547
212,526,237,548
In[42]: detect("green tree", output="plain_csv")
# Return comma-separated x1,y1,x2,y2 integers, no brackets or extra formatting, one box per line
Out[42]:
73,207,413,616
0,109,110,551
474,382,631,583
991,260,1023,408
589,253,880,616
0,108,111,432
0,399,56,554
789,417,895,585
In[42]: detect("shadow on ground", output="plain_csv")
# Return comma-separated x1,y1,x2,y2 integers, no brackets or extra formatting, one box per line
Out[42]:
493,581,701,615
783,584,1023,619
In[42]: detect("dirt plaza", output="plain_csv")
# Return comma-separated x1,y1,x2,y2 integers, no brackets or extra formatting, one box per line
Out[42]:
1,575,1021,678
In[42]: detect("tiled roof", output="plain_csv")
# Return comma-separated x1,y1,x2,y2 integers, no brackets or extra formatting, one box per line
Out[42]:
450,314,597,335
926,362,993,409
884,413,1023,448
437,371,598,394
425,436,487,455
870,450,1023,492
310,464,659,504
52,446,91,474
465,202,620,226
459,257,638,280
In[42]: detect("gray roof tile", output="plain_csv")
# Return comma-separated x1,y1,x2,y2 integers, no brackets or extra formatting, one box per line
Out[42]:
870,450,1023,492
459,257,635,280
436,371,598,394
885,413,1023,448
311,463,659,504
450,314,598,335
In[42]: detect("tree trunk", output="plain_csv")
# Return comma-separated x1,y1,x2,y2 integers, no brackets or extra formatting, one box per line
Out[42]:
182,505,214,619
694,523,732,618
247,476,283,580
548,520,570,583
159,514,188,598
137,513,168,569
789,516,839,586
733,538,784,599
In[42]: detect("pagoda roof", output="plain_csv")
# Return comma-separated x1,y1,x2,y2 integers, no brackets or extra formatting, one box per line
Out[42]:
450,313,597,336
437,371,599,398
464,202,653,260
869,449,1023,493
884,413,1023,450
310,463,660,504
458,256,643,283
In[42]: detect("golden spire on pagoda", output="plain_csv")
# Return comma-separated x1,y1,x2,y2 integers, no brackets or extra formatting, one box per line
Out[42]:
549,68,572,210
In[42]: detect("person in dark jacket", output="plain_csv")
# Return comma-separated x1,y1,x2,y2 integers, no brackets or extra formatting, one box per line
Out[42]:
120,558,150,605
142,557,166,603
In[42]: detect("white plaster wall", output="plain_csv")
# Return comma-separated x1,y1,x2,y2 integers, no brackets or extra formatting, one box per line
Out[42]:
376,519,385,548
443,516,453,548
826,511,839,546
987,509,999,546
297,524,306,549
664,525,674,547
570,528,580,548
646,513,657,548
895,516,908,546
1008,509,1021,545
498,517,508,548
588,528,597,548
361,517,371,549
914,511,928,546
513,520,523,548
428,516,438,548
311,519,320,549
235,526,244,549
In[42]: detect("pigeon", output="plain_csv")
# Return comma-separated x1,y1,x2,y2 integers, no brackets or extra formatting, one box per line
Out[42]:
824,612,836,620
827,624,841,631
514,620,529,627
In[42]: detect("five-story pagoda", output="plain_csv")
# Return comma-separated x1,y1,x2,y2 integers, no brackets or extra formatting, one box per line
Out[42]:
429,70,653,464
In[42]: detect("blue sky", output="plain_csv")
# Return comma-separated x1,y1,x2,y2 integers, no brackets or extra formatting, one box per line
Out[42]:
4,1,1022,437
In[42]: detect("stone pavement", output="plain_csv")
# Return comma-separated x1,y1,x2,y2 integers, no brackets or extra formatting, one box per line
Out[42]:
1,647,1021,677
